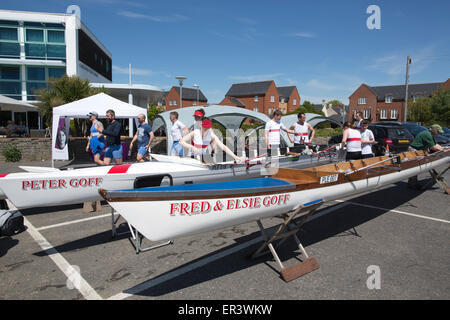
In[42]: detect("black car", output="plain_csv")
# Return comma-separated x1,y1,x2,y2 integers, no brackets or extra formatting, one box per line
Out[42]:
368,124,413,155
375,121,450,145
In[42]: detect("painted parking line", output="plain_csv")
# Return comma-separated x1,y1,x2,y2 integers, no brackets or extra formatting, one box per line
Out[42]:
7,200,103,300
107,201,350,300
335,200,450,224
36,213,113,231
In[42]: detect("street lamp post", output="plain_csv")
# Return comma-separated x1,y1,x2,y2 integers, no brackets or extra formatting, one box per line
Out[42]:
176,76,186,108
193,84,199,105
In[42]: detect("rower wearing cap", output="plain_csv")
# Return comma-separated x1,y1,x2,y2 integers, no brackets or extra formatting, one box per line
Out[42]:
265,110,296,155
289,112,315,153
85,111,105,165
180,117,244,163
192,108,217,155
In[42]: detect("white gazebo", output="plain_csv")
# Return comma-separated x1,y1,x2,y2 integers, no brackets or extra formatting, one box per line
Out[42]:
51,92,146,163
0,94,41,129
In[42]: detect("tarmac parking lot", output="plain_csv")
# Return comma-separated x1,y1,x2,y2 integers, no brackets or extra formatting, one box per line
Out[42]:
0,163,449,300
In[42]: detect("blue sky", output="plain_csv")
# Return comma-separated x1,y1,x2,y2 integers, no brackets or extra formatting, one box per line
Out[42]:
2,0,450,104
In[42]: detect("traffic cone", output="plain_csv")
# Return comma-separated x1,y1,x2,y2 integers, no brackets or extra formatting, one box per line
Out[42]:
385,144,390,156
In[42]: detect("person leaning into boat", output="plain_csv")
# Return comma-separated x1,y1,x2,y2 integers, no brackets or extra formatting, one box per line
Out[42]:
193,108,205,129
97,109,123,165
129,113,154,162
341,121,362,160
85,111,105,165
360,120,375,158
265,109,296,156
179,117,244,163
169,111,188,157
288,112,315,153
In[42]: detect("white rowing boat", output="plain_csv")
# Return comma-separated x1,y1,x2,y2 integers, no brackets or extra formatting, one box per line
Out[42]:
0,150,338,209
99,149,449,242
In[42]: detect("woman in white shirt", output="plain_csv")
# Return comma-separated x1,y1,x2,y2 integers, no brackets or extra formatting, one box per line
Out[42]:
180,117,244,163
341,121,362,161
169,111,188,156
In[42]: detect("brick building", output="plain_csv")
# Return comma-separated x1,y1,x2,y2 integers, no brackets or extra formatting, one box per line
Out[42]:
277,86,301,114
349,79,450,123
163,86,207,110
219,80,300,115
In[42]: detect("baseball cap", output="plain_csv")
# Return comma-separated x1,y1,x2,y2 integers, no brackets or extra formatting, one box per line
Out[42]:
202,119,212,128
87,111,98,117
193,111,204,117
430,124,444,134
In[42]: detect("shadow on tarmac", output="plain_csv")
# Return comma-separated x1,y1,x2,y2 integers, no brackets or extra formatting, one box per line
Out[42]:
31,178,438,297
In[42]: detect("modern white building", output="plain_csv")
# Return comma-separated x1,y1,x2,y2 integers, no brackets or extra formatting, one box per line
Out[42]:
0,9,112,128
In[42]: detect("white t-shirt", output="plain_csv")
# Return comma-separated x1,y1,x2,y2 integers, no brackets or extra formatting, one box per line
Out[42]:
190,128,212,155
346,128,362,152
171,120,186,142
360,129,374,155
265,120,286,145
293,121,309,144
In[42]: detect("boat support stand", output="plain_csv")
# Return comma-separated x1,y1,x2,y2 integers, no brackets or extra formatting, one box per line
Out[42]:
421,165,450,194
111,208,173,254
250,199,323,282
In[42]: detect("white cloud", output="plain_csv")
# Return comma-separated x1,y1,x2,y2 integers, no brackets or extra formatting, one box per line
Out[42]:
287,32,316,38
118,11,189,22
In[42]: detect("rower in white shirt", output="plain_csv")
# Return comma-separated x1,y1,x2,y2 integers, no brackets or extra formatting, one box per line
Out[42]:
289,112,315,153
264,110,296,156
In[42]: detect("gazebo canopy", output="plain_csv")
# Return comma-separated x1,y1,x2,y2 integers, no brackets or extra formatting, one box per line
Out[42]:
0,94,39,112
152,106,343,152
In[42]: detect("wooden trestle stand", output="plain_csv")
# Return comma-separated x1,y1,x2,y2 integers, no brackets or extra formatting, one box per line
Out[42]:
250,199,323,282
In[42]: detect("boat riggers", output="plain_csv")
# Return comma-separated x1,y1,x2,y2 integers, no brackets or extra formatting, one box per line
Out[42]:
250,199,323,282
420,165,450,194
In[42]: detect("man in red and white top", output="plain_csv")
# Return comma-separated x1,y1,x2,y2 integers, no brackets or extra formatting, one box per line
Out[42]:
289,112,315,152
180,117,244,163
341,121,362,161
265,110,296,155
360,120,375,158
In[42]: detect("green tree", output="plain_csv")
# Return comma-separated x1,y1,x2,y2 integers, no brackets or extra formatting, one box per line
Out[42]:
147,104,164,122
287,100,325,116
430,88,450,127
407,97,433,125
36,75,108,135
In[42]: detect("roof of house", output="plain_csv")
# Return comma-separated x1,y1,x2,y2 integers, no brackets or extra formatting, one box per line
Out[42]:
225,80,273,97
226,96,246,107
172,86,208,102
277,86,296,99
367,82,444,100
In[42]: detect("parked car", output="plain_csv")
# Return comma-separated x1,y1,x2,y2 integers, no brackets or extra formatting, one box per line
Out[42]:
368,124,413,155
375,121,450,145
442,127,450,138
327,124,413,156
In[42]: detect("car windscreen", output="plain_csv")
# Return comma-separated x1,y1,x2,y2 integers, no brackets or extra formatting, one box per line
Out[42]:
404,124,426,136
388,128,409,138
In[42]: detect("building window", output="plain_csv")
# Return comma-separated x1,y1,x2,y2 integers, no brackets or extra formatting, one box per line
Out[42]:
293,99,297,106
385,96,393,103
24,27,66,61
253,106,258,112
254,96,258,102
169,100,173,106
26,66,66,100
390,109,398,119
380,109,387,119
0,26,20,58
358,97,366,105
270,95,275,102
363,109,371,120
173,100,177,106
0,65,21,99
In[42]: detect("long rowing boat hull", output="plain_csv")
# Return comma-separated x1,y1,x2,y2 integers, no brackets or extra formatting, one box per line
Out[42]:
0,152,336,209
100,151,449,242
